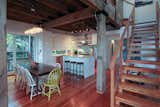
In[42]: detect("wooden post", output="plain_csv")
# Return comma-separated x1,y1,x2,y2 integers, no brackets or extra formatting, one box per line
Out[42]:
96,12,107,94
0,0,8,107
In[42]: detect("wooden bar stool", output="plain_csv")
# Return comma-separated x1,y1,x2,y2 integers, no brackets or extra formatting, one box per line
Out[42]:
64,60,70,73
70,61,77,75
77,62,84,78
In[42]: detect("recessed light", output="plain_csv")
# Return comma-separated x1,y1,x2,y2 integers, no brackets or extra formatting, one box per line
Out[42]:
30,8,35,12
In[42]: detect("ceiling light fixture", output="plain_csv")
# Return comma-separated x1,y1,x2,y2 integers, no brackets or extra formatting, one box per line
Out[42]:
24,27,43,35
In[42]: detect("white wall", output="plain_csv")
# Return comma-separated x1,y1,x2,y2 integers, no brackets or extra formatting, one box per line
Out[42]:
123,0,135,18
135,1,156,23
33,33,43,63
53,34,77,51
7,20,35,35
42,31,55,65
6,20,77,65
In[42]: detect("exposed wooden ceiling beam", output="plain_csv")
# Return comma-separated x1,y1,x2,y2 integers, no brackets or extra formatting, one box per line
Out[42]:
43,8,94,28
80,0,99,10
80,0,116,16
38,0,68,14
80,0,107,11
80,0,121,28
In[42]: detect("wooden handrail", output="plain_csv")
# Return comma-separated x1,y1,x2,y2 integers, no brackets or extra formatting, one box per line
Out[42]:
110,6,135,107
155,1,160,52
156,1,159,30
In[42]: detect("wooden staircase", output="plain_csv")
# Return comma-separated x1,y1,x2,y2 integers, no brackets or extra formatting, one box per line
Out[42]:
110,2,160,107
115,15,160,107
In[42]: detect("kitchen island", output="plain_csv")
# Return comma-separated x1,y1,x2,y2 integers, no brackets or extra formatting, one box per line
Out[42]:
63,55,95,79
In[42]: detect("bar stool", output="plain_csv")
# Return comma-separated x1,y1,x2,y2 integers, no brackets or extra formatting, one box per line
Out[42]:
77,62,84,78
70,61,77,75
64,60,70,73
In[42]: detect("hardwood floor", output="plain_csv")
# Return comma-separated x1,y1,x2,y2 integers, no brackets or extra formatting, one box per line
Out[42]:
8,73,110,107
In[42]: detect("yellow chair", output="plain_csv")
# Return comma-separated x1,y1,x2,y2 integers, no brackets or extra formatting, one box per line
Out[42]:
42,68,62,100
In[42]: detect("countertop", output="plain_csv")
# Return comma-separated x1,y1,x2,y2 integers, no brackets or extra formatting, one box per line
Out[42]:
64,55,94,58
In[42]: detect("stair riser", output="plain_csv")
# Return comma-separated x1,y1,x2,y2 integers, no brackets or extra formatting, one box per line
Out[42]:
126,60,160,65
121,75,160,86
131,38,159,41
116,93,160,107
122,66,160,74
119,83,160,99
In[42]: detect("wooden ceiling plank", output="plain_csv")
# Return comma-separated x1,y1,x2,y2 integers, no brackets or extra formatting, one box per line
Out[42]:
80,0,112,15
38,0,68,14
80,0,102,10
80,0,120,28
43,8,94,28
61,0,84,10
8,0,57,20
7,8,44,21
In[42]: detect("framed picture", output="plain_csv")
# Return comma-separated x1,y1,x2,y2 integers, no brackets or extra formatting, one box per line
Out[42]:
135,0,153,7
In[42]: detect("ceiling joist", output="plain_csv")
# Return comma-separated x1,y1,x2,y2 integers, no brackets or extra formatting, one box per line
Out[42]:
80,0,107,12
43,8,94,28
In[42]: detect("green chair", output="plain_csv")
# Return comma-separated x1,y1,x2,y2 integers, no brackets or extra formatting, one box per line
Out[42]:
42,68,62,101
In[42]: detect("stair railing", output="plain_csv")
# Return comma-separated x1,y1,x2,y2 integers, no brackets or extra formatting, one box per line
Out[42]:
109,6,135,107
156,1,160,49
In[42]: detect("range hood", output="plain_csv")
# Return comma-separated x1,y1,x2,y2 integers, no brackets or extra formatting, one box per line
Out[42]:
78,34,92,45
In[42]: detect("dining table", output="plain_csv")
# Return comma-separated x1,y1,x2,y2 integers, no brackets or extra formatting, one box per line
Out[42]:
28,63,56,94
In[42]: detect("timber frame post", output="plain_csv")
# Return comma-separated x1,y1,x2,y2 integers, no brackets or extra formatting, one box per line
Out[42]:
96,12,107,94
0,0,8,107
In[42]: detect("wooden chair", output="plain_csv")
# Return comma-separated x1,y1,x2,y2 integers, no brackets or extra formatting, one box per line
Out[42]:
27,52,37,68
15,65,26,89
42,68,62,101
54,63,61,69
23,68,37,100
14,64,21,85
22,67,44,100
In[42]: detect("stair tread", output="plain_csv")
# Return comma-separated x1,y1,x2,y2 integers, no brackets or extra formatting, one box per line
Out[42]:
132,37,159,40
130,43,159,46
133,28,156,32
133,32,156,36
122,65,160,74
128,53,160,57
121,74,160,85
126,59,160,65
133,23,157,28
134,26,157,30
119,82,160,99
131,38,159,42
128,54,159,58
134,21,156,25
133,30,157,34
129,48,158,51
132,36,159,39
133,34,156,38
116,92,160,107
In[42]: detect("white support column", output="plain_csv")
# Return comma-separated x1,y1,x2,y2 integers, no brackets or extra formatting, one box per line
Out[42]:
96,13,108,94
0,0,8,107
